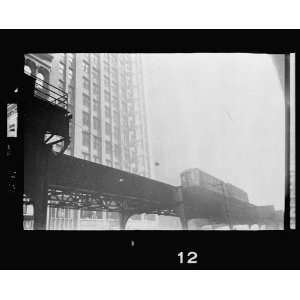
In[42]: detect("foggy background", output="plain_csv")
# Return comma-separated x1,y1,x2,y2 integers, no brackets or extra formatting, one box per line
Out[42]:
143,53,285,210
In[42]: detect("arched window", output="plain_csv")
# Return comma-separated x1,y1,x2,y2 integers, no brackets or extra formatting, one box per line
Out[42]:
24,65,32,75
36,72,44,90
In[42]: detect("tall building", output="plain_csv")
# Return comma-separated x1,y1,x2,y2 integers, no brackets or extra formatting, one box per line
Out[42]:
20,53,158,230
49,53,151,177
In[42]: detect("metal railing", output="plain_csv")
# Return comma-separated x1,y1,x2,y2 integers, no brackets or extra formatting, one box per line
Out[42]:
25,73,68,110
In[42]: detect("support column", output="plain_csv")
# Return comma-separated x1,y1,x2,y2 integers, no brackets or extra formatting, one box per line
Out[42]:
32,143,50,230
119,211,131,230
174,188,188,230
24,124,50,230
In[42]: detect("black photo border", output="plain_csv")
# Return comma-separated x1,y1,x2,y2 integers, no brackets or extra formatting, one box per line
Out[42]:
1,29,298,269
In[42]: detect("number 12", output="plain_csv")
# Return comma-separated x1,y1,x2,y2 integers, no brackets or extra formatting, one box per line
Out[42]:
178,251,198,264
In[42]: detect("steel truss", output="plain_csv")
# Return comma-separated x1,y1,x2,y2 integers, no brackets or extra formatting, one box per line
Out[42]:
23,185,178,217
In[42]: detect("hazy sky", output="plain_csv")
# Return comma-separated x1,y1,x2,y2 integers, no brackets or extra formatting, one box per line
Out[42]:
143,53,285,210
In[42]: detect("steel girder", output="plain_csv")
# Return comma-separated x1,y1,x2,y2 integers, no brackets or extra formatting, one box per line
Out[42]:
46,185,178,217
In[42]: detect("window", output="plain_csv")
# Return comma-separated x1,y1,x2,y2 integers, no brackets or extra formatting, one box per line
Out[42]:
129,119,135,130
105,141,112,154
124,135,129,147
113,111,119,123
82,131,90,147
92,68,99,79
93,136,101,151
114,145,121,158
83,94,90,107
35,73,44,90
105,122,111,135
94,91,100,101
112,68,118,81
103,60,109,73
112,96,118,107
82,112,90,127
67,53,73,64
92,54,98,65
93,99,99,112
112,81,118,95
59,62,65,74
93,83,99,94
122,102,127,112
83,61,89,74
93,117,100,132
104,75,109,88
105,106,110,119
83,77,89,90
58,79,65,91
124,150,130,161
113,127,120,140
121,85,126,96
68,69,73,80
24,65,32,75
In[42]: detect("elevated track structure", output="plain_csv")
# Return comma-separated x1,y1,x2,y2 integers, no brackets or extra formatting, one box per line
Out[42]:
7,73,283,230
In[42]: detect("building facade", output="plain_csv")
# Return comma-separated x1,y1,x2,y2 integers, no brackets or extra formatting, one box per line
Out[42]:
50,53,151,177
20,53,158,230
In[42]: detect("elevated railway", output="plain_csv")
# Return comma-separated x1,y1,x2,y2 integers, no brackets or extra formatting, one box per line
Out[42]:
7,72,283,230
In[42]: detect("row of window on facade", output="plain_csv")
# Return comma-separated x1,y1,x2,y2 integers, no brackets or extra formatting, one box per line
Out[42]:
81,87,135,114
82,77,100,94
82,108,120,131
82,94,101,113
60,56,99,75
79,154,138,174
82,132,121,154
81,131,137,161
82,152,101,164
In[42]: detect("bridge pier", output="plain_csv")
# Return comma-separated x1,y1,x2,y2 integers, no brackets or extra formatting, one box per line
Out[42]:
24,123,51,230
179,211,188,230
30,143,50,230
119,211,132,230
174,188,188,230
